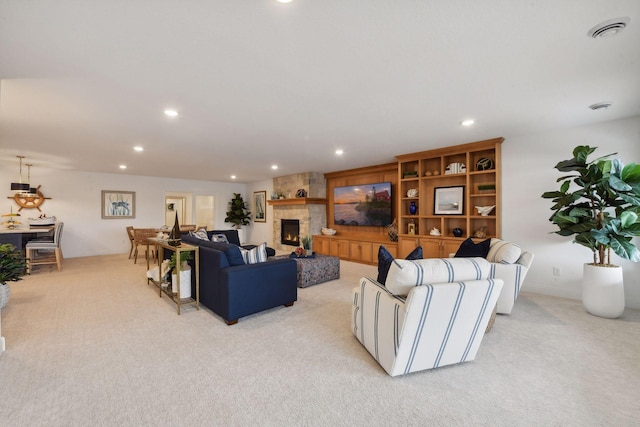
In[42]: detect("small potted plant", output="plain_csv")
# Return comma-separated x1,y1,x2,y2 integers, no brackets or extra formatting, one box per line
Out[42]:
541,145,640,318
0,243,28,309
300,235,313,256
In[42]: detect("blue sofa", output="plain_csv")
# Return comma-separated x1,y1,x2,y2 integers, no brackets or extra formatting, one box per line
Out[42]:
181,230,297,325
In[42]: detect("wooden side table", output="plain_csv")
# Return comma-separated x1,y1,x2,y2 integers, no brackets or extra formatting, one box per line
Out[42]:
147,238,199,315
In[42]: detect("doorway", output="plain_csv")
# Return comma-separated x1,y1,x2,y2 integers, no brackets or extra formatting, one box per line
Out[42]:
165,196,187,226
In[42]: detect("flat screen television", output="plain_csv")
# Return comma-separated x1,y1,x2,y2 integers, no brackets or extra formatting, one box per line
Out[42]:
333,182,392,226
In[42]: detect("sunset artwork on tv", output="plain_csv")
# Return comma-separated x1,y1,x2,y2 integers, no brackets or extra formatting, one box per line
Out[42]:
333,182,392,226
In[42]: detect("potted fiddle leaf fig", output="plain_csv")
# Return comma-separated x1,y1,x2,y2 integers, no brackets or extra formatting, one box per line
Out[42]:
224,193,252,229
0,243,28,309
541,145,640,318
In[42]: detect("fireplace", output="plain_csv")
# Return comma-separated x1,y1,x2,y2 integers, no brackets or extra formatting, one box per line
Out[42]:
281,219,300,246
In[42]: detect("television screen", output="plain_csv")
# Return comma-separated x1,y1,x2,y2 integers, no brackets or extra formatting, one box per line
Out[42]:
333,182,393,226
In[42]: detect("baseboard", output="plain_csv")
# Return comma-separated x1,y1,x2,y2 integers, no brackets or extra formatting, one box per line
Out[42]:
524,283,640,310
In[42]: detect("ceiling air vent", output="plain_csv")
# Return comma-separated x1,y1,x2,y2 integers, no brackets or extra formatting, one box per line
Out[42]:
589,102,612,111
587,17,630,38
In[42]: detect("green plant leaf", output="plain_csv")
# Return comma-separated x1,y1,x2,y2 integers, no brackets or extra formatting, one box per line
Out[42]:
610,236,640,262
573,145,596,164
619,211,638,228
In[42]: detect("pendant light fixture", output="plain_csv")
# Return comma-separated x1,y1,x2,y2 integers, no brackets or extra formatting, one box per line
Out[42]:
10,155,30,191
25,163,38,195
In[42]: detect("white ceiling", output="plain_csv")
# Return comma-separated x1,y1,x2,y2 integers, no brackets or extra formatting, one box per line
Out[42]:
1,1,639,183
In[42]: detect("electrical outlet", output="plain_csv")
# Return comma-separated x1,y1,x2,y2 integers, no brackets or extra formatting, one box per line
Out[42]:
553,267,561,276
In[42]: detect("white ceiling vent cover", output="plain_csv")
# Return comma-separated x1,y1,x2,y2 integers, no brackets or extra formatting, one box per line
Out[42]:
588,17,630,38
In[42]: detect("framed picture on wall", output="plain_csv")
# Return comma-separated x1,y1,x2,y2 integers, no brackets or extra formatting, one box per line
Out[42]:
253,191,266,222
434,186,464,215
101,190,136,219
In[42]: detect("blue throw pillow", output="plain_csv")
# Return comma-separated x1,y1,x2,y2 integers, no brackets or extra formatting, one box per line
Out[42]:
377,245,423,285
454,237,491,258
197,240,245,266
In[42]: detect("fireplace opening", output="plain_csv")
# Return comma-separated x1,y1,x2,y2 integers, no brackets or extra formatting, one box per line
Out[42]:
281,219,300,246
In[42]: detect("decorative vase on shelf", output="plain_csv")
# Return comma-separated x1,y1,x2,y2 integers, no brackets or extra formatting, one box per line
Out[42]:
409,201,417,215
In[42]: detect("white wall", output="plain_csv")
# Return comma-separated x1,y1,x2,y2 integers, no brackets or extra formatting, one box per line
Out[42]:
245,178,274,246
502,115,640,308
0,167,247,258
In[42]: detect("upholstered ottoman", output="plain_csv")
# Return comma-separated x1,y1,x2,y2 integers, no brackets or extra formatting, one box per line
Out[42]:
271,254,340,288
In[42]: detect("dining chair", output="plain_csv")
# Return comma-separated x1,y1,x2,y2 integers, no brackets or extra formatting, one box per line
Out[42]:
126,226,135,259
133,228,158,264
25,222,64,273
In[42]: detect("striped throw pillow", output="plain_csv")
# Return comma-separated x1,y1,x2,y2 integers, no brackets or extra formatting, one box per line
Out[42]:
240,242,268,264
486,239,522,264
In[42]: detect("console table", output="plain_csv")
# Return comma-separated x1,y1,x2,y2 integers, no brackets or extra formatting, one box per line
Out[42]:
147,239,200,315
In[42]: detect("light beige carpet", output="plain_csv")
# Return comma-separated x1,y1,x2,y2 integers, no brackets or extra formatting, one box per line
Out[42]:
1,254,639,426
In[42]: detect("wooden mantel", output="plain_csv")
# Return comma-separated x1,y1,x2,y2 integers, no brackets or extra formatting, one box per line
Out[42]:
267,198,327,207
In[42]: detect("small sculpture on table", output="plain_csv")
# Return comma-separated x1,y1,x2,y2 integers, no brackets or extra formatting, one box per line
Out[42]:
168,213,181,246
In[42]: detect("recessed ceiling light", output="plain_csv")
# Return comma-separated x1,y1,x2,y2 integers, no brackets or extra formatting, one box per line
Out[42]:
164,109,179,117
587,17,630,39
277,0,293,3
335,149,344,155
589,102,612,111
460,119,475,126
119,164,127,170
271,165,279,170
133,146,144,152
230,175,237,180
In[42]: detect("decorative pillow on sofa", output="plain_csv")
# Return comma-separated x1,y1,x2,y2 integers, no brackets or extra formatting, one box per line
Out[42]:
386,257,491,296
207,230,241,246
197,240,245,266
189,229,209,241
454,237,491,258
377,245,423,285
486,239,522,264
242,244,276,258
240,242,268,264
211,234,229,243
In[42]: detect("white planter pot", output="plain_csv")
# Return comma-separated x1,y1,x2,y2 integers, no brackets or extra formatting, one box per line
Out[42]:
171,268,192,299
582,263,625,319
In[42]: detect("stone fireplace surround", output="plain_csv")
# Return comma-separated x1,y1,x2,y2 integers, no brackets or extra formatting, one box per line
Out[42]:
271,172,327,252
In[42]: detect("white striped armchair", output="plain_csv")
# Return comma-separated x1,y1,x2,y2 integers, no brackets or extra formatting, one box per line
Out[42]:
484,239,534,314
352,257,503,377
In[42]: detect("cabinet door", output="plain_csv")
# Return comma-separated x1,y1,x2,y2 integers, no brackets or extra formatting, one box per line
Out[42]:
421,239,442,258
441,239,462,258
349,241,372,263
398,237,421,258
330,239,350,258
373,242,396,260
314,237,331,255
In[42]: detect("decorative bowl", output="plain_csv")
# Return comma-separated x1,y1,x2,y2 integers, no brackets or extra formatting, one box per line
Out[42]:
321,227,336,235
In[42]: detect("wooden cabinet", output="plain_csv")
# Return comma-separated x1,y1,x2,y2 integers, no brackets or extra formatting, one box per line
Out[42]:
349,241,373,263
398,236,461,258
313,236,331,255
313,234,397,265
396,138,503,254
330,239,350,259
